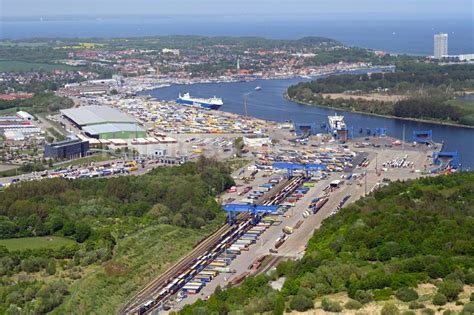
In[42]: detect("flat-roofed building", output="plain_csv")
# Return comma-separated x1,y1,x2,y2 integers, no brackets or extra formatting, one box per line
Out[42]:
44,138,89,160
60,105,146,139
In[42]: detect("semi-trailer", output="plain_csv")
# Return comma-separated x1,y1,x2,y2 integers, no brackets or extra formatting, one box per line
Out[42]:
241,237,258,242
194,275,211,282
209,261,227,267
213,266,234,273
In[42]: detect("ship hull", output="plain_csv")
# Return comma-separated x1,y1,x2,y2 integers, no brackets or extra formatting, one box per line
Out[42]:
176,98,222,110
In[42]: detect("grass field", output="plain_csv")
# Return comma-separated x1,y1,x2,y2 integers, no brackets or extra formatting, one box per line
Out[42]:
0,60,76,72
0,107,30,115
0,236,76,251
52,219,225,314
448,98,474,112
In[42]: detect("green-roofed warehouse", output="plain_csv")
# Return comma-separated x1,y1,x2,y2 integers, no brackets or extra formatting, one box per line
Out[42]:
60,105,146,139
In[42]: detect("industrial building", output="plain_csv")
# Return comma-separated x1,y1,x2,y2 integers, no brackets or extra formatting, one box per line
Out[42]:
60,105,146,139
0,111,43,141
44,137,90,160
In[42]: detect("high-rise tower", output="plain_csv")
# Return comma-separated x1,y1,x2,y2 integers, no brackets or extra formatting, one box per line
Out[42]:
434,33,448,58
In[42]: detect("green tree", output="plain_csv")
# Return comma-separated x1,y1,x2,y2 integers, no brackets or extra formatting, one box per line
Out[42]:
74,222,91,243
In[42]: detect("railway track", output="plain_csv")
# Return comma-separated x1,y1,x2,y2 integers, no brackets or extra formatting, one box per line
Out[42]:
119,222,234,314
120,176,304,314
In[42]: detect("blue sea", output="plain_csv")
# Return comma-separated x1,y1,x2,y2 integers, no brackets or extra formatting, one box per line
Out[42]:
0,15,473,55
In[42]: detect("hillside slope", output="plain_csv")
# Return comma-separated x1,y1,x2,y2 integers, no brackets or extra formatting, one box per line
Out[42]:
181,173,474,314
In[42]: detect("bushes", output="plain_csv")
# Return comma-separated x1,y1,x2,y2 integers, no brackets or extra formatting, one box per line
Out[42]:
354,290,374,304
432,293,447,306
344,300,362,310
462,303,474,314
289,294,314,312
395,287,419,302
321,298,342,313
374,288,394,301
409,301,425,309
381,302,400,315
46,260,56,275
438,280,464,301
21,256,48,273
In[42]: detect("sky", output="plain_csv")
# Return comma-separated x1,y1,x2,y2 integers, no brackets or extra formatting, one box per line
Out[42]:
2,0,473,19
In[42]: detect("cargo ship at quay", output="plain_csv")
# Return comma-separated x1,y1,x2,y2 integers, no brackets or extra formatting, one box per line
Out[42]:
176,93,223,110
328,113,348,142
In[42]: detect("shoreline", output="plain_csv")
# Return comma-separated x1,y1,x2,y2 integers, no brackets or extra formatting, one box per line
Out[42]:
284,93,474,130
131,66,394,94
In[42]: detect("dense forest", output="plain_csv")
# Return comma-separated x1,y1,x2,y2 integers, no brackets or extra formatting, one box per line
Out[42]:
304,47,400,67
287,63,474,126
0,157,234,314
290,64,474,94
181,172,474,314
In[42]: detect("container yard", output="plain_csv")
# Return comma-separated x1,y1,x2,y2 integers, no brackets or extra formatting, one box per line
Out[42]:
80,95,270,135
121,131,439,314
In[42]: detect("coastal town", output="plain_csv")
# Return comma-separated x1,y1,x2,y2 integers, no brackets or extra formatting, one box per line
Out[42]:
0,32,472,315
0,36,396,178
